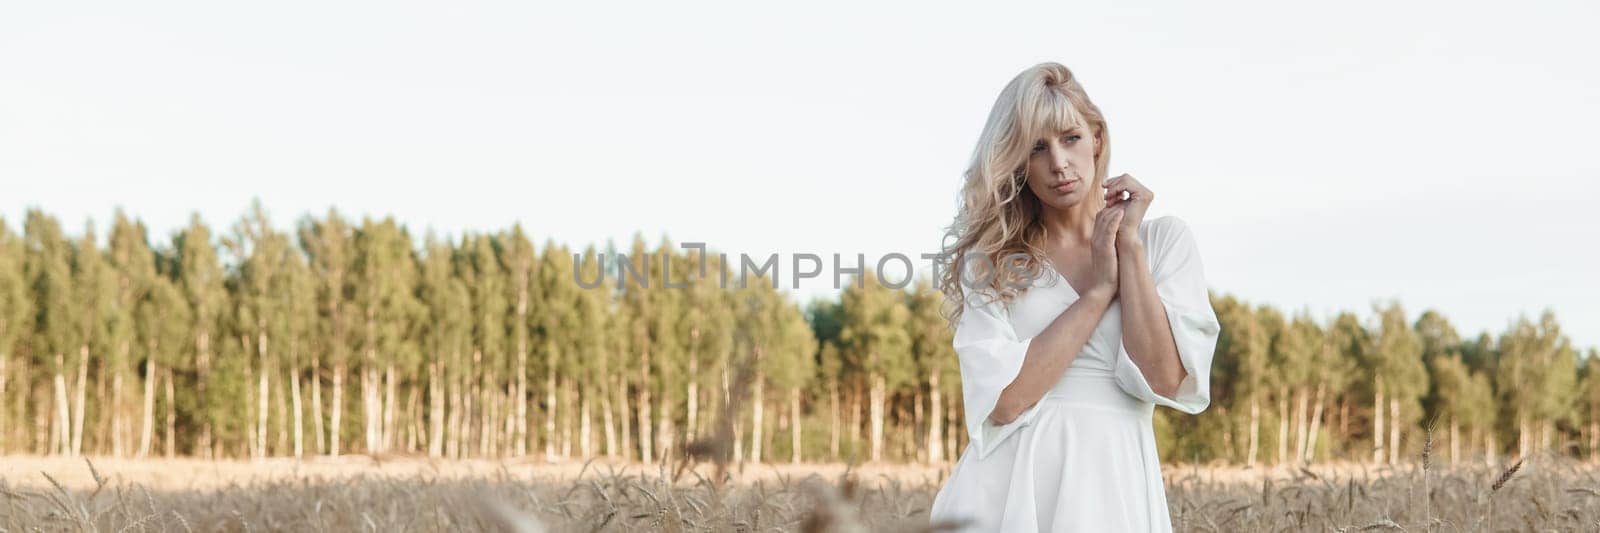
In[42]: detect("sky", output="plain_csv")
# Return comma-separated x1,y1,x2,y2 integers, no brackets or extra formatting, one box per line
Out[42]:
3,0,1597,352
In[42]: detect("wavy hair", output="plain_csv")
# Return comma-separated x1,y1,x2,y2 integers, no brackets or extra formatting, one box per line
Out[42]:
936,62,1111,326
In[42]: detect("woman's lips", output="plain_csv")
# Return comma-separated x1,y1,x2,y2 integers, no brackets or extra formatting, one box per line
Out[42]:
1052,179,1079,193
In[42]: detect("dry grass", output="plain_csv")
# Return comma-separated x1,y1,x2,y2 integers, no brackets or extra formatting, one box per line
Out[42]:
0,455,952,532
6,366,1599,533
2,453,1599,532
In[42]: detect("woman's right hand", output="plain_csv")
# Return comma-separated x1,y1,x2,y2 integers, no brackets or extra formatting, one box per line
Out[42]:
1089,205,1123,297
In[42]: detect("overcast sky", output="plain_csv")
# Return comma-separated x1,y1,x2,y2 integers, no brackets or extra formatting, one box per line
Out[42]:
3,0,1596,352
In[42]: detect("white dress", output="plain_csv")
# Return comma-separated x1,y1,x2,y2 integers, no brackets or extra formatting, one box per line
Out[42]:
928,215,1223,532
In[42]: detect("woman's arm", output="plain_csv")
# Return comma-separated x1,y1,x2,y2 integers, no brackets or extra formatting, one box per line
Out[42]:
1116,232,1187,399
987,286,1115,424
987,204,1127,425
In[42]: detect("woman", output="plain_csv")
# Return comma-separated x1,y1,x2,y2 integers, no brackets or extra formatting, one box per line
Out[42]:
928,62,1222,532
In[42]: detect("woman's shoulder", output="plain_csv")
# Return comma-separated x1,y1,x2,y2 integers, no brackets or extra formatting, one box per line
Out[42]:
957,275,1032,321
1140,215,1189,239
1139,215,1196,252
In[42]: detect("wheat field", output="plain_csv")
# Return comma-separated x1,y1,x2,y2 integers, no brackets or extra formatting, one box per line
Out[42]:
3,452,1599,532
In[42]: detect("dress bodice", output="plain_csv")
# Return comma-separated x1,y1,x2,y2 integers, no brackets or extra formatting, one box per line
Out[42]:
1002,259,1122,374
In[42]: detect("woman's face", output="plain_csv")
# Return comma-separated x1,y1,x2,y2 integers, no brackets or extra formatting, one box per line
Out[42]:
1023,125,1098,210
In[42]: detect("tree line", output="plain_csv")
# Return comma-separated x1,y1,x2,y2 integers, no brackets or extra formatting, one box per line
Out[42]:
1,203,1597,466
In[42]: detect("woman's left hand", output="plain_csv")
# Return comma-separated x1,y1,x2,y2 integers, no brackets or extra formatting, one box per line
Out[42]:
1103,173,1154,247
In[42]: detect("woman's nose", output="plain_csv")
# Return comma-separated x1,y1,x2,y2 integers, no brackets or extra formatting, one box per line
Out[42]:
1050,147,1073,172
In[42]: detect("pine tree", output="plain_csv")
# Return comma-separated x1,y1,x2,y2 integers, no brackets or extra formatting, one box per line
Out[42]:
25,211,74,456
352,217,423,454
907,278,955,464
534,239,578,460
499,225,535,457
0,217,32,454
297,210,355,456
173,214,227,457
838,270,912,463
106,211,154,457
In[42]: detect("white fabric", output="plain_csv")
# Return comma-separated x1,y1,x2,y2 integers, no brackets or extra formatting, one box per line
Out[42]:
929,215,1222,532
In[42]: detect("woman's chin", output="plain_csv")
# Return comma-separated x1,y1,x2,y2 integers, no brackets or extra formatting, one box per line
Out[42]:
1039,194,1086,209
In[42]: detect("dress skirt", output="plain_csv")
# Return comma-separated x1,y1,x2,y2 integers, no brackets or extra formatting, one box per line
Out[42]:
928,368,1171,532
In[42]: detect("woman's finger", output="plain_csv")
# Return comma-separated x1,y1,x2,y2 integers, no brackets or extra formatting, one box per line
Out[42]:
1098,207,1122,238
1104,185,1126,203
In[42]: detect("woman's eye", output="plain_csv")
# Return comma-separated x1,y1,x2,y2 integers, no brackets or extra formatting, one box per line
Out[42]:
1031,142,1046,153
1064,134,1081,143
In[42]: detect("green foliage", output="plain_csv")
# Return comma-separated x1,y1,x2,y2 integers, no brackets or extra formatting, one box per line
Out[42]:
0,203,1595,466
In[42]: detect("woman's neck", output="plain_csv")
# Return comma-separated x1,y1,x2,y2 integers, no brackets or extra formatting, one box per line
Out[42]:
1038,202,1098,249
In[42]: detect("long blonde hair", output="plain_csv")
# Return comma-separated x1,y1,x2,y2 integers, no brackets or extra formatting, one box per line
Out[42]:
936,62,1112,326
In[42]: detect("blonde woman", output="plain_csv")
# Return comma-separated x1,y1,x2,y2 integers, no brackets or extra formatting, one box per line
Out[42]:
928,62,1222,531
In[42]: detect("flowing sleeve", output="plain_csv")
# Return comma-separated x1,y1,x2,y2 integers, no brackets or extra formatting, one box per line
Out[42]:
1112,216,1223,414
954,288,1042,460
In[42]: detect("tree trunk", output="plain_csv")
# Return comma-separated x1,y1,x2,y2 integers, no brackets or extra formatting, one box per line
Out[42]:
311,358,325,456
1276,387,1289,465
928,370,944,464
637,360,653,463
751,376,765,463
1580,419,1593,460
1373,376,1384,464
1478,425,1491,464
545,352,558,461
473,352,487,457
1247,395,1260,468
197,332,212,459
1540,419,1553,452
139,359,156,457
0,351,6,453
618,373,632,461
291,358,304,459
94,361,108,456
407,386,422,453
1449,417,1460,466
257,334,270,459
849,386,863,453
1304,383,1326,463
869,372,886,463
503,381,515,458
656,392,674,463
461,365,475,458
384,363,397,453
275,362,290,454
602,384,617,458
1516,415,1529,459
580,391,593,458
164,368,176,458
361,367,375,454
791,386,803,464
1293,386,1309,465
1338,394,1349,449
558,379,572,458
112,357,125,457
447,359,462,459
53,354,69,456
829,381,840,460
1388,397,1400,465
730,365,743,466
913,389,925,463
515,336,528,458
330,362,344,456
946,388,959,461
71,346,88,456
428,360,444,457
687,352,699,443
